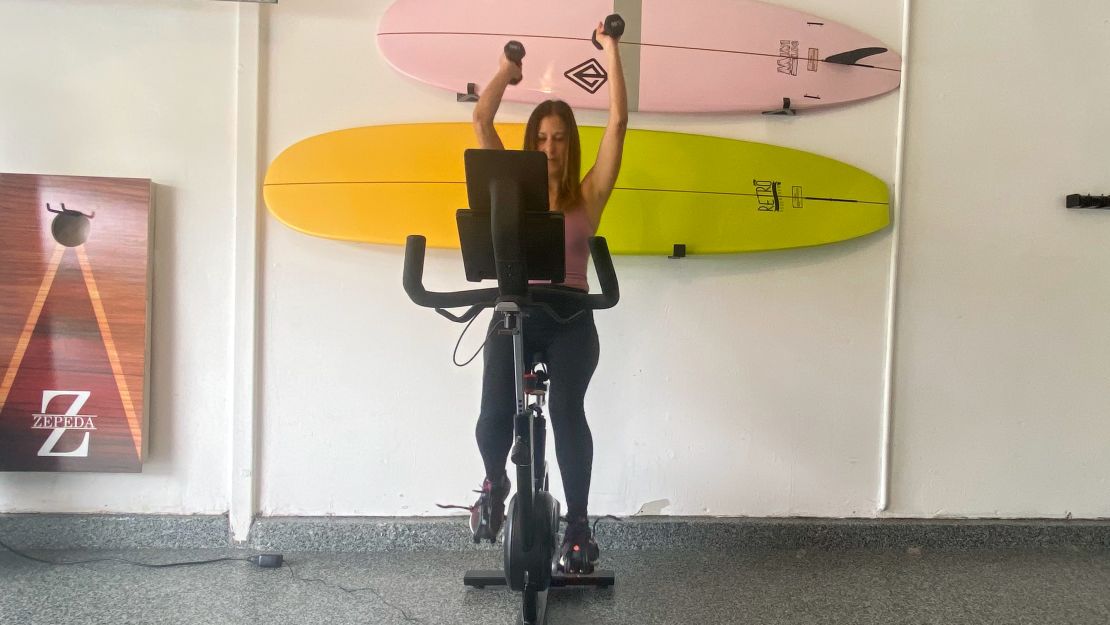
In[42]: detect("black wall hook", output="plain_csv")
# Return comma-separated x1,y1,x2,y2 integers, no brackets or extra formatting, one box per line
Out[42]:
1066,194,1110,209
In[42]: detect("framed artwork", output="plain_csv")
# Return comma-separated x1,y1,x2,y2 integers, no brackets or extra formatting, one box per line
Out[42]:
0,173,153,472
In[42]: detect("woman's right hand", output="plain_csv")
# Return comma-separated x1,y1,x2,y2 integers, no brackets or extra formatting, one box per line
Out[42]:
499,51,523,84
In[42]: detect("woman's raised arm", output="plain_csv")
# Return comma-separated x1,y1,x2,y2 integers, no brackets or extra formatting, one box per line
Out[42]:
472,51,523,150
580,22,629,229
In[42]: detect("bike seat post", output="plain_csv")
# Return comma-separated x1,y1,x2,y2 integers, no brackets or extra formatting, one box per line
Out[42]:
524,353,550,495
494,301,526,414
497,301,538,533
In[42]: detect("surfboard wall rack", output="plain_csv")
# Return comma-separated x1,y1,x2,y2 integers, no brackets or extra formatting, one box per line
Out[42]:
457,82,480,102
762,98,797,116
1066,194,1110,209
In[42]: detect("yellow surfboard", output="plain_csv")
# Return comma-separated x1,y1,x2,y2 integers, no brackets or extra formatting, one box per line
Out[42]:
263,123,889,254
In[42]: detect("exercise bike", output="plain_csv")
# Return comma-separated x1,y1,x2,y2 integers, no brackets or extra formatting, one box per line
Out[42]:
403,149,618,625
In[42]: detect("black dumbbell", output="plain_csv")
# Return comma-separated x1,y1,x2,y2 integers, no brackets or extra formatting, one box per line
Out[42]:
591,14,625,50
504,40,525,85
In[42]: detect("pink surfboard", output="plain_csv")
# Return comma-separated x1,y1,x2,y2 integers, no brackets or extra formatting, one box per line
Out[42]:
377,0,901,114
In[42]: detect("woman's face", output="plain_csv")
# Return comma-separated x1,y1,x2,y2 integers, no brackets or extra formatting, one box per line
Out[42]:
535,115,569,179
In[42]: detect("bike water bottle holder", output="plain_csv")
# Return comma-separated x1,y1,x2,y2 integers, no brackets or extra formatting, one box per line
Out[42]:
523,373,546,396
524,352,549,405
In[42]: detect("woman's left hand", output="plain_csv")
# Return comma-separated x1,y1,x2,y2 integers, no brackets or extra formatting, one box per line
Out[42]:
594,21,617,52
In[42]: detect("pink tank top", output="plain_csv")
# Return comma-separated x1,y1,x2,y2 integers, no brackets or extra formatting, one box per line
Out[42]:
530,206,594,292
559,207,594,291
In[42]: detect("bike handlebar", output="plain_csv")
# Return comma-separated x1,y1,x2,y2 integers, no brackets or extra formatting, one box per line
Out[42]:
403,234,620,323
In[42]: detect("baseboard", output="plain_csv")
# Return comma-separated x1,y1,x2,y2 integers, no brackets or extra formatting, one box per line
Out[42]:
0,513,228,549
3,514,1109,552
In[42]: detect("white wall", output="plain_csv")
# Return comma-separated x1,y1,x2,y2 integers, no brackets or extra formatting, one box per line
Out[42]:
258,0,901,518
889,0,1110,517
0,0,236,513
2,0,1107,523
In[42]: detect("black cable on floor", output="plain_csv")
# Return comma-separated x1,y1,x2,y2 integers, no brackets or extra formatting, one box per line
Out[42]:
0,537,424,622
285,562,425,624
593,514,625,534
0,536,257,568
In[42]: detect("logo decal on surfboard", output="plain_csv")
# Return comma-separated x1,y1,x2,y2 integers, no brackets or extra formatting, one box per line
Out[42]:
564,59,608,94
807,48,820,72
754,179,783,212
778,41,799,76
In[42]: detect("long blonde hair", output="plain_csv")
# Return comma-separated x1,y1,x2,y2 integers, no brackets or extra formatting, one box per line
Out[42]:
522,100,582,211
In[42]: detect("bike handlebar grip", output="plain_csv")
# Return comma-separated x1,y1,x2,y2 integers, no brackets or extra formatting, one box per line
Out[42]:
588,236,620,308
403,235,431,306
404,234,619,314
404,235,502,311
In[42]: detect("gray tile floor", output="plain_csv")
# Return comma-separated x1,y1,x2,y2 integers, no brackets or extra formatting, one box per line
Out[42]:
3,545,1109,625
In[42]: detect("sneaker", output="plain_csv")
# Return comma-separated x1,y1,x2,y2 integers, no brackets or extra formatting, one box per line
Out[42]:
469,474,511,544
556,516,599,574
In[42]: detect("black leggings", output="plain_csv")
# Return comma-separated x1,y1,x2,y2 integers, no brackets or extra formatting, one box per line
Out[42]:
476,307,599,521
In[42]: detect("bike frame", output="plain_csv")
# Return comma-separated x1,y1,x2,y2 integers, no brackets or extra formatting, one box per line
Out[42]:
497,301,546,554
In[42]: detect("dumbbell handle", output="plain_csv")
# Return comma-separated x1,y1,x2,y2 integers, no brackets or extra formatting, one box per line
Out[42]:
504,40,525,85
591,14,625,50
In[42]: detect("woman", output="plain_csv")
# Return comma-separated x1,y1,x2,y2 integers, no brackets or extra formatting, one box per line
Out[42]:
468,22,627,574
